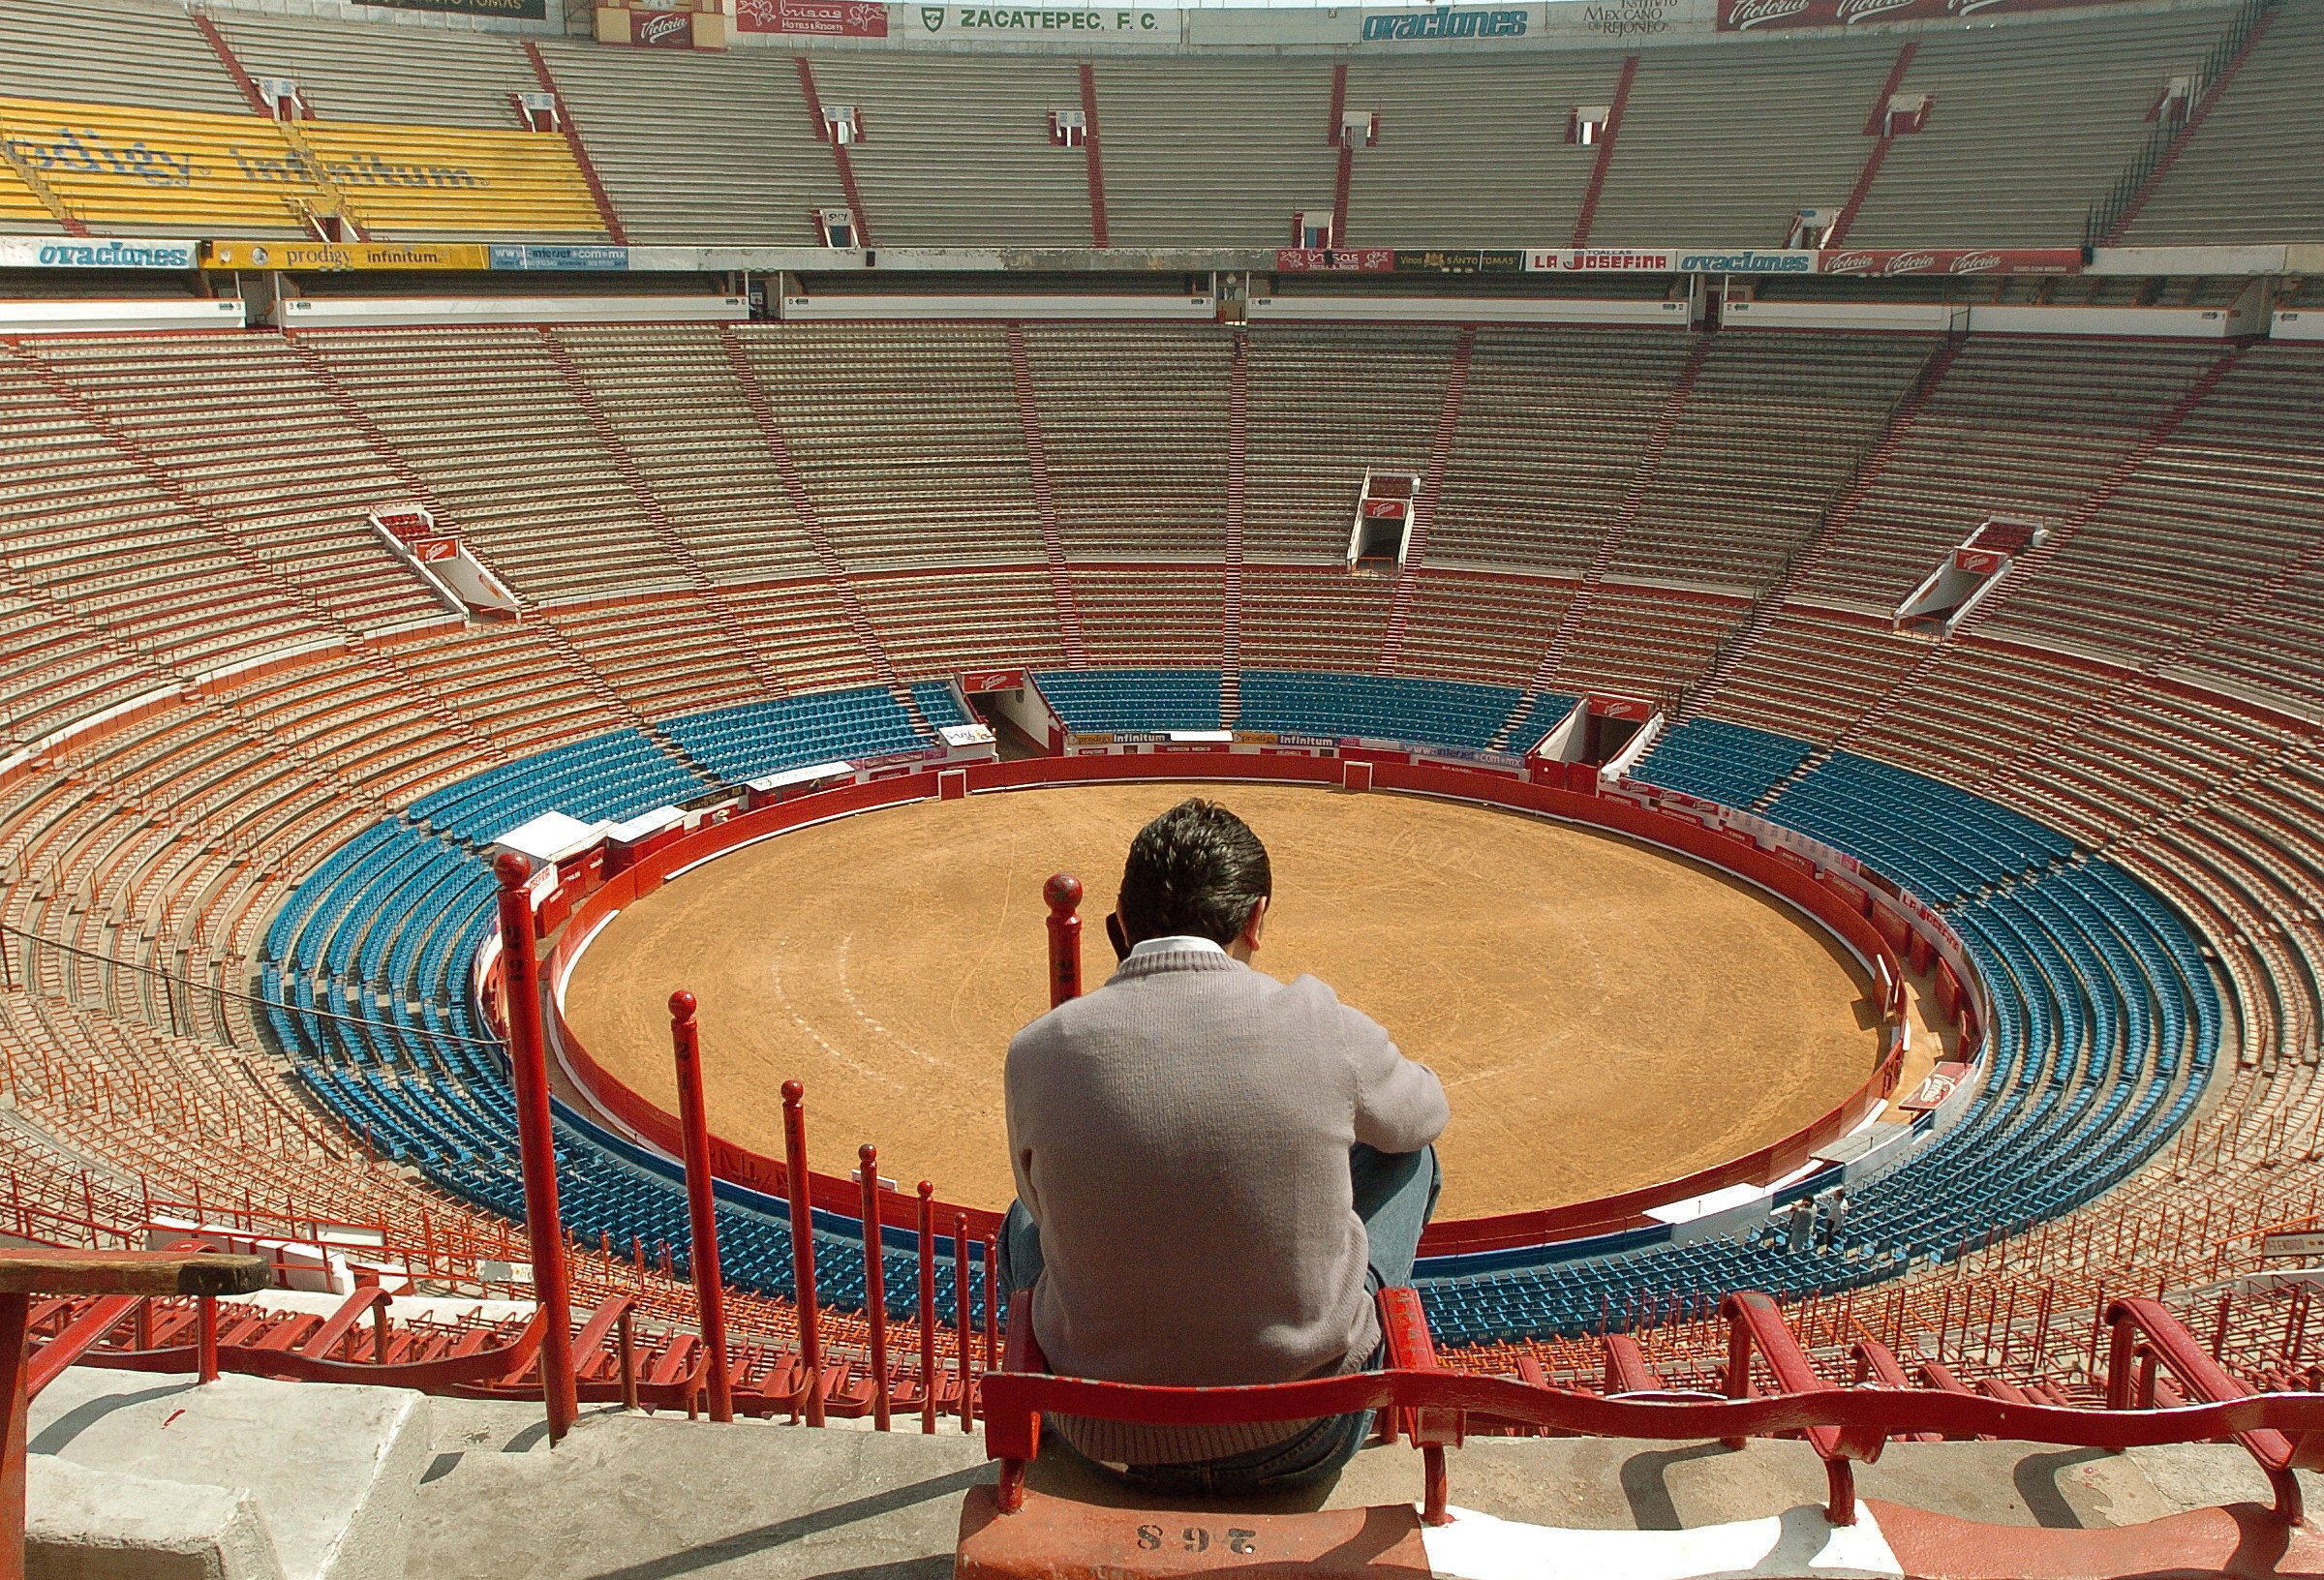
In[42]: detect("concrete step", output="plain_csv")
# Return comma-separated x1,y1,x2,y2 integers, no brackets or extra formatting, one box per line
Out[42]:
404,1394,2324,1580
31,1367,431,1580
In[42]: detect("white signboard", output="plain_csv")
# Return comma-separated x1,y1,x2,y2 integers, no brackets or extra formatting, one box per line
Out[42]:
905,5,1179,40
0,237,200,271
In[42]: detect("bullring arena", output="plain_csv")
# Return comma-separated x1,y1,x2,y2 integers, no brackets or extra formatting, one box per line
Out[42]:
4,0,2324,1575
565,780,1909,1216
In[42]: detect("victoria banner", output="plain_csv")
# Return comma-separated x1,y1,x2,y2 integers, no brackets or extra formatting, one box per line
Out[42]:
1720,0,2131,30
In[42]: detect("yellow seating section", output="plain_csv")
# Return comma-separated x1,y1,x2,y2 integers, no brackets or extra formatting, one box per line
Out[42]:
0,156,52,226
296,121,604,235
0,96,604,236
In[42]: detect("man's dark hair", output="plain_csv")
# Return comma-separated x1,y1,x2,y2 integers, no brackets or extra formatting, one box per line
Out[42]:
1116,799,1272,948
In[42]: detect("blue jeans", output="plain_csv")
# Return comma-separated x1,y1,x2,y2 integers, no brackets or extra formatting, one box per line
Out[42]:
999,1143,1442,1494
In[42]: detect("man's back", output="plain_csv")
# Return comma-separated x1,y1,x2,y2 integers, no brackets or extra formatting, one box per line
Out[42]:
1005,943,1447,1389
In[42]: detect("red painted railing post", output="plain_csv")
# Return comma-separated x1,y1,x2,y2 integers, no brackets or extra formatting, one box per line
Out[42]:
916,1180,936,1435
860,1144,891,1431
780,1079,825,1427
1044,873,1083,1007
495,852,578,1444
0,1291,25,1580
983,1231,999,1372
669,990,732,1424
956,1214,974,1429
197,1294,218,1385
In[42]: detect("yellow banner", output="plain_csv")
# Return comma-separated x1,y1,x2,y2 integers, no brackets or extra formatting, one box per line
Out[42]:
201,239,491,271
0,96,604,236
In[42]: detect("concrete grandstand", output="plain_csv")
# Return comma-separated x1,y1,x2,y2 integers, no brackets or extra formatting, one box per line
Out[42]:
2,0,2324,1574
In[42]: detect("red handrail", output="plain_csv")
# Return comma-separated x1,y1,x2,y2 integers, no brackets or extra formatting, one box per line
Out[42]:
982,1291,2324,1532
2108,1294,2324,1522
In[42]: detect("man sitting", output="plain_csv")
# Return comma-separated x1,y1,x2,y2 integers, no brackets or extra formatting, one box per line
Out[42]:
1000,798,1449,1493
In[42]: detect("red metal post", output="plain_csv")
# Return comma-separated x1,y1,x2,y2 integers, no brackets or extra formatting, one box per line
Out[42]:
495,852,578,1444
0,1291,25,1580
860,1144,891,1431
983,1232,998,1371
1044,873,1083,1007
781,1079,825,1427
917,1180,936,1435
669,990,733,1424
956,1214,974,1429
198,1295,218,1384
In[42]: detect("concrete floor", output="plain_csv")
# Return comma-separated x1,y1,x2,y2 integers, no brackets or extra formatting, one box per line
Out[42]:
410,1398,2324,1580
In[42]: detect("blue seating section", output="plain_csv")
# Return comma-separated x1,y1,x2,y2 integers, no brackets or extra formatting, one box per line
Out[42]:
662,686,928,782
1633,718,1816,807
260,683,2213,1351
911,682,974,731
1765,751,2077,905
1032,669,1221,733
1238,671,1537,751
409,730,713,843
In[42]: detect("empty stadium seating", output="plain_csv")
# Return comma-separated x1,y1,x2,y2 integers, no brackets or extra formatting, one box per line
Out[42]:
0,0,2308,250
0,311,2320,1422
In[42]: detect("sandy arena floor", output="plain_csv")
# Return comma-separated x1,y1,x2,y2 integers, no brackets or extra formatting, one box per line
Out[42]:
562,782,1888,1219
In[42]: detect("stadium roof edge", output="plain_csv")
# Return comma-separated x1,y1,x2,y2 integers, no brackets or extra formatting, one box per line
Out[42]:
205,0,2247,58
4,237,2318,279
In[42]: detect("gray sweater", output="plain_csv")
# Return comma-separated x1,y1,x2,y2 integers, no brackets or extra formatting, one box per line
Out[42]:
1005,946,1449,1458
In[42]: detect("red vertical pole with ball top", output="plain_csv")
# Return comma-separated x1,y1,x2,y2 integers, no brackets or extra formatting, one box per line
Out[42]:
859,1143,891,1431
916,1180,937,1434
955,1213,974,1429
1044,873,1083,1007
669,990,733,1424
494,852,577,1444
781,1079,825,1426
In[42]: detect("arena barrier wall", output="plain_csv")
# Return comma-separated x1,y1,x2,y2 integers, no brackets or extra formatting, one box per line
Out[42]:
534,750,1925,1259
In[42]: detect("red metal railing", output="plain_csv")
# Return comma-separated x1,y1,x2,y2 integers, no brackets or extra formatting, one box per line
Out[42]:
982,1290,2324,1532
0,1248,270,1580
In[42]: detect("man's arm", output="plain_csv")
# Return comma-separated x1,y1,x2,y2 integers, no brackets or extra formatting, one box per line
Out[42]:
1342,1000,1449,1155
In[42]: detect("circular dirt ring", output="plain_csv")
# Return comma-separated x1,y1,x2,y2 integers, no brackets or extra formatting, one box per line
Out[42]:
561,781,1883,1220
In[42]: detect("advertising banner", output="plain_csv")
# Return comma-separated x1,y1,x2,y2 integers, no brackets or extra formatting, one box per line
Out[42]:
906,6,1177,40
1817,246,2081,275
1394,249,1527,274
738,0,892,34
1526,244,2079,275
200,240,491,271
362,0,548,16
1276,247,1394,273
1528,247,1682,272
1355,5,1536,42
628,8,698,45
489,243,631,270
1719,0,2127,30
0,237,199,270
